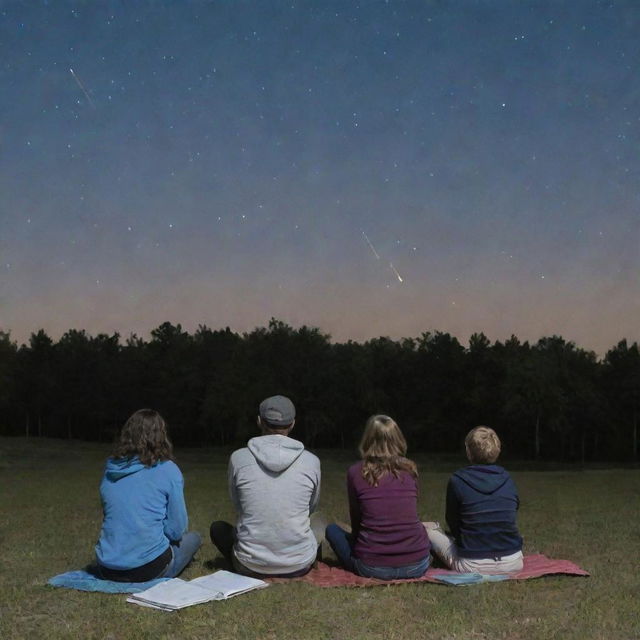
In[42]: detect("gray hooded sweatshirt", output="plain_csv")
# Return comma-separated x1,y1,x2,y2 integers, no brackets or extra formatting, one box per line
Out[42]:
229,434,321,574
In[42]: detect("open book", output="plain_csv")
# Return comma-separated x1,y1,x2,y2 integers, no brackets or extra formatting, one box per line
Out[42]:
126,570,269,611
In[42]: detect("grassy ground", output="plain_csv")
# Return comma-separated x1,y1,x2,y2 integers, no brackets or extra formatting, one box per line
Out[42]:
1,437,638,640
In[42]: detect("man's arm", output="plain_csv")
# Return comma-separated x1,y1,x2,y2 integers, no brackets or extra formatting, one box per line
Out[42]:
228,456,241,512
308,456,321,513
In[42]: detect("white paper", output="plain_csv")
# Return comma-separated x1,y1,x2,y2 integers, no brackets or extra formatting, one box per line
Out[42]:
190,570,268,599
127,571,269,611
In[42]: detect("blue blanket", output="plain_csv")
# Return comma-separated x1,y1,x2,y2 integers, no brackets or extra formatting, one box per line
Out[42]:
432,572,508,586
48,570,170,593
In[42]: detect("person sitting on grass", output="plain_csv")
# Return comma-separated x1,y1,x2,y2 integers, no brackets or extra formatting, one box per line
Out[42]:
325,415,431,580
210,395,323,578
425,425,523,574
94,409,202,582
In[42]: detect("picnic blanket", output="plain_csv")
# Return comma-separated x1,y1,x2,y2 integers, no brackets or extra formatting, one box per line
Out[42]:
48,569,170,593
49,554,588,592
269,554,589,587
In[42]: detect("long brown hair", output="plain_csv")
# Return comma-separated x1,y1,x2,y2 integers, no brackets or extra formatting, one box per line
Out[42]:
112,409,173,466
359,415,418,486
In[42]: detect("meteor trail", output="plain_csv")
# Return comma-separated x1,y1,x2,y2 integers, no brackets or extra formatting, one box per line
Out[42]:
69,68,96,109
362,231,405,283
389,262,404,283
362,231,381,259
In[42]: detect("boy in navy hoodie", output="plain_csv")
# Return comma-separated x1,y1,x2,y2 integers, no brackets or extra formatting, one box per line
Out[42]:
426,426,523,574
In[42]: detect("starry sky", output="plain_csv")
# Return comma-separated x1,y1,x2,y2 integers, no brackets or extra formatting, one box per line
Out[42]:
1,1,639,355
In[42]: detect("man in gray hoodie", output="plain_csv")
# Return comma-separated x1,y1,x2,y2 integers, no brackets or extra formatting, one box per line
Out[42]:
210,395,322,577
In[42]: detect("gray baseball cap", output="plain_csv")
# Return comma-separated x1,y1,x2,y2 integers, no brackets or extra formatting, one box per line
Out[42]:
259,395,296,427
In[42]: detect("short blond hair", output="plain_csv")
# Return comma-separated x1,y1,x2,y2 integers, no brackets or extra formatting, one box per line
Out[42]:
465,426,501,464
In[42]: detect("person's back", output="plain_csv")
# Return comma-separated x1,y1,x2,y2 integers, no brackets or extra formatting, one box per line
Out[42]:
94,409,201,582
346,459,429,569
97,457,186,572
210,395,322,577
230,434,320,573
446,463,522,559
426,426,523,574
325,415,431,580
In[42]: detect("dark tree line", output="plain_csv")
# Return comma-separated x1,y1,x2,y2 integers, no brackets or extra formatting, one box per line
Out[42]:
0,319,638,462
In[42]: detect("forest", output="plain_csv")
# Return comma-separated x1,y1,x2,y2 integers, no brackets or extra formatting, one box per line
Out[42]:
0,319,638,462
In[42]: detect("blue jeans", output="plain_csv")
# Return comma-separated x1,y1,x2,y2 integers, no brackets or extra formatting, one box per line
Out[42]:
325,523,430,580
159,531,202,578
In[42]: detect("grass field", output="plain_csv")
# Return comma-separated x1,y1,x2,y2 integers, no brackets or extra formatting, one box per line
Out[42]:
1,437,638,640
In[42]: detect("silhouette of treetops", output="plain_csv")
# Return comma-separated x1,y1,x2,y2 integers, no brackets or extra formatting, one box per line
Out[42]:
0,323,637,461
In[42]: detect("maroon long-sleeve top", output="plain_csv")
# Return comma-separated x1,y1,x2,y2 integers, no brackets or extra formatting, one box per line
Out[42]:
348,460,430,567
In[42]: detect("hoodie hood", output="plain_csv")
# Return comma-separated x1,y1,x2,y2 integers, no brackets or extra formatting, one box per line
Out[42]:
247,435,305,473
105,456,148,481
453,465,509,495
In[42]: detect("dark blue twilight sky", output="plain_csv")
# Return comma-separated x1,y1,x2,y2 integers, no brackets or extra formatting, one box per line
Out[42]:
1,1,639,354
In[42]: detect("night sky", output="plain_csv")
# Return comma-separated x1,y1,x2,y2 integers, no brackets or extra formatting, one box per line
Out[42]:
2,1,639,355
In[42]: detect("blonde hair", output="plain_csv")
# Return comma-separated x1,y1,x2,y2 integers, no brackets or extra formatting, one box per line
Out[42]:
359,415,417,486
465,426,501,464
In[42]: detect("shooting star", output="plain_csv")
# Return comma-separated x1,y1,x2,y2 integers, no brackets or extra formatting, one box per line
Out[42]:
362,231,381,259
69,68,96,109
389,262,404,283
363,231,405,283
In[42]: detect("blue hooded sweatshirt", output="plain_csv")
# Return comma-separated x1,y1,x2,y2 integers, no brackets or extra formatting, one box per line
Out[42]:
446,465,522,559
95,457,188,570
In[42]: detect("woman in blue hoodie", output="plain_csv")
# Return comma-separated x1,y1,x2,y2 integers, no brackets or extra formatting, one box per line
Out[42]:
95,409,201,582
425,426,523,574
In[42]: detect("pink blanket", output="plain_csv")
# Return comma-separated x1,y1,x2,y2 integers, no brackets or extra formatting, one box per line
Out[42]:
269,554,589,587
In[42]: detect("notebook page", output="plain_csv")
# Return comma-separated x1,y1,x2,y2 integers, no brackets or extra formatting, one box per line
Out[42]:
125,597,175,612
190,570,268,599
128,578,216,609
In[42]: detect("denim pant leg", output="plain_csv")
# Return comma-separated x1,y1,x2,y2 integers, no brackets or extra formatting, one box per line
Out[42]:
354,555,430,580
161,531,202,578
325,524,356,572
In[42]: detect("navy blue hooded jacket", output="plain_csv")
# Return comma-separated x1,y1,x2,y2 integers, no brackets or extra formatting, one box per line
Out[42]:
446,464,522,559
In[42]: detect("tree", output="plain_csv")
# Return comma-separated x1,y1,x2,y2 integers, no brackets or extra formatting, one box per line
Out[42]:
196,325,246,445
56,329,94,439
414,331,466,452
501,338,561,459
0,331,18,435
146,322,198,444
603,340,640,461
19,330,56,437
465,333,505,433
